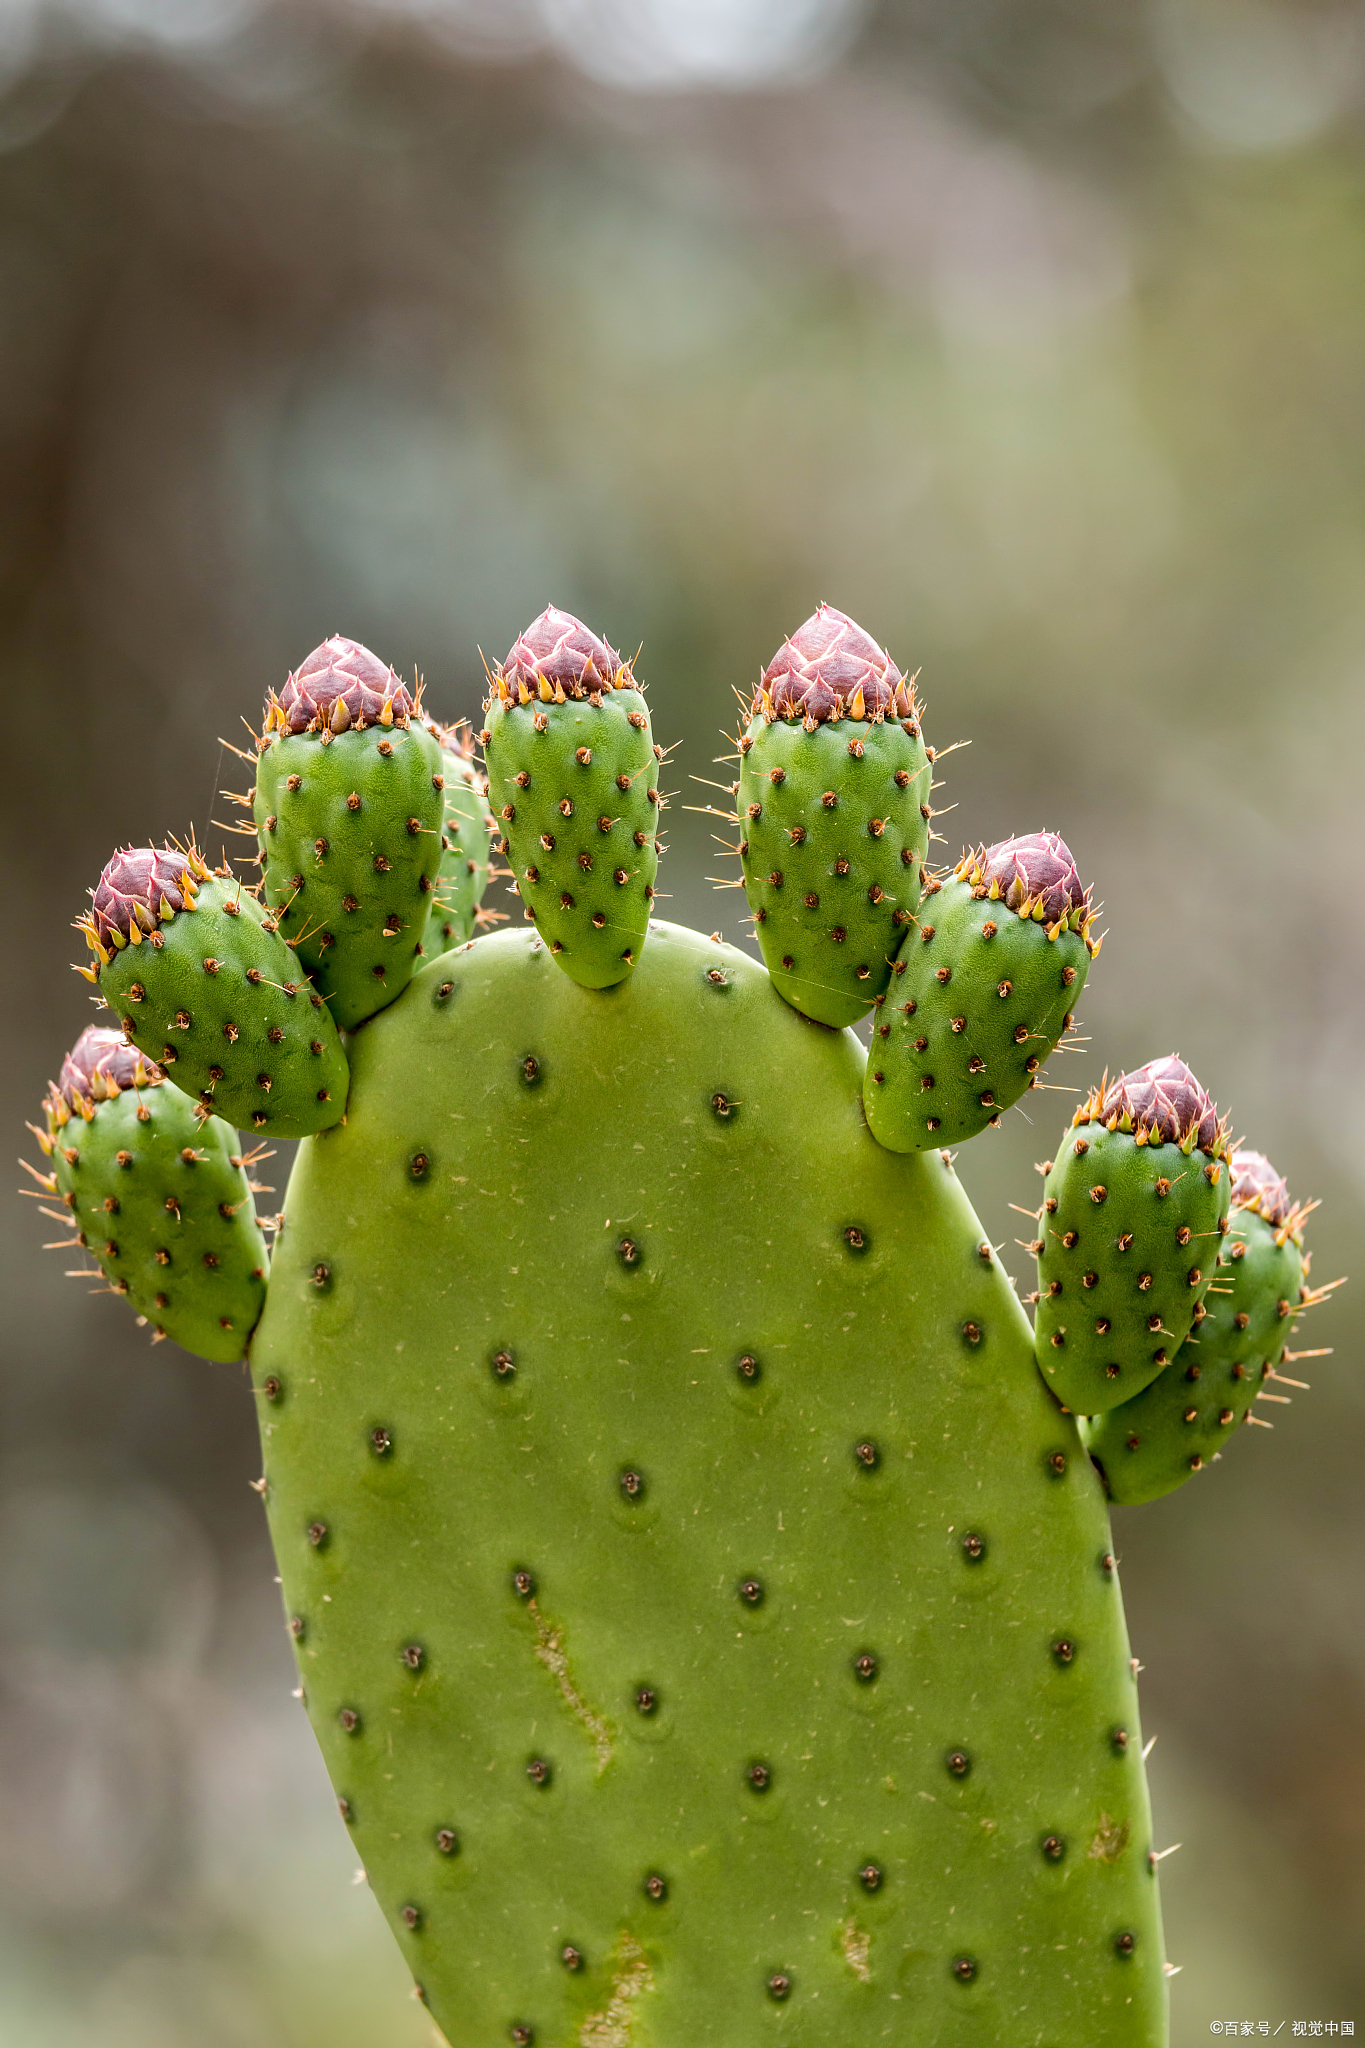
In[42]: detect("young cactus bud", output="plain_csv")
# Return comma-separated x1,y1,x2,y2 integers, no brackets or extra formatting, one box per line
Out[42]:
1084,1147,1318,1503
39,1025,268,1362
1034,1057,1232,1414
80,845,348,1138
428,720,497,949
864,831,1097,1151
482,608,658,989
737,607,930,1028
254,638,445,1030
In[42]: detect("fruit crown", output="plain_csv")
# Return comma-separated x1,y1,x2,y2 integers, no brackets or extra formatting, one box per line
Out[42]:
753,604,916,724
1075,1055,1232,1159
264,636,414,736
955,831,1096,948
488,607,632,708
79,842,213,962
46,1024,164,1128
1229,1146,1316,1244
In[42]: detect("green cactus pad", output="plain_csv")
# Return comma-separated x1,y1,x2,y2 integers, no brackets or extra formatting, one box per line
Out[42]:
739,714,929,1028
251,923,1165,2048
255,717,443,1033
431,725,496,948
1085,1155,1308,1505
44,1033,267,1362
483,612,659,989
1035,1059,1232,1417
89,859,349,1138
865,865,1090,1152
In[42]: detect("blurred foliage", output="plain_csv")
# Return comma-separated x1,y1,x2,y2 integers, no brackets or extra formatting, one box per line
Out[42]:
1,1,1362,2041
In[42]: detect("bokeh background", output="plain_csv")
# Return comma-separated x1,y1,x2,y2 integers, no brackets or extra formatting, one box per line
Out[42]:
2,1,1362,2041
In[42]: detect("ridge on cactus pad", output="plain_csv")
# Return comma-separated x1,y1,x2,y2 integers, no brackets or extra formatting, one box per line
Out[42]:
28,601,1344,2048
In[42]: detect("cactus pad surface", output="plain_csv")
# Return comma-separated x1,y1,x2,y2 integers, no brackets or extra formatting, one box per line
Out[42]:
252,922,1164,2047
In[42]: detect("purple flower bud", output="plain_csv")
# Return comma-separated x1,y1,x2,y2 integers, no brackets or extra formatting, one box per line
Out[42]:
1230,1148,1291,1227
279,638,409,734
91,846,192,948
1100,1056,1224,1154
761,606,905,723
970,832,1088,925
57,1026,162,1108
495,608,628,700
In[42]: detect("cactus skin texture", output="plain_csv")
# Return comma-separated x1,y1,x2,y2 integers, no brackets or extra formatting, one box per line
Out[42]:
865,833,1096,1151
738,607,930,1028
83,850,349,1138
431,722,497,947
253,637,444,1031
483,608,659,988
253,924,1164,2048
1035,1059,1233,1417
39,1026,267,1361
1084,1149,1311,1504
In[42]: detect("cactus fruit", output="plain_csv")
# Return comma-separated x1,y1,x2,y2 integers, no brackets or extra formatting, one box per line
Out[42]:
737,606,930,1027
253,923,1162,2047
431,721,497,947
482,609,660,988
32,1025,268,1362
27,606,1342,2047
1084,1149,1319,1504
79,845,349,1138
1035,1059,1233,1416
865,832,1097,1151
253,637,445,1030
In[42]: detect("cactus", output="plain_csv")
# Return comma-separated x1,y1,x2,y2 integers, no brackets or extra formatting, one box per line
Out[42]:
865,832,1097,1151
737,606,930,1027
26,606,1342,2048
253,636,445,1030
483,609,660,987
431,721,498,948
1084,1149,1328,1503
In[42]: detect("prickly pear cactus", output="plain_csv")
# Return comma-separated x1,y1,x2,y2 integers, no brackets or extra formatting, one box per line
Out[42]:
28,604,1343,2048
431,721,498,948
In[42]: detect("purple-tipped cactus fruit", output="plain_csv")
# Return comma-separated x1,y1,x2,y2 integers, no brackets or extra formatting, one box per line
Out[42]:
28,604,1342,2048
483,608,658,988
738,606,930,1026
865,829,1096,1152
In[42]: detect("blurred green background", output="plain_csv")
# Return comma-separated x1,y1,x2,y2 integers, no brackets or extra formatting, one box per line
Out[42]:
2,1,1361,2041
